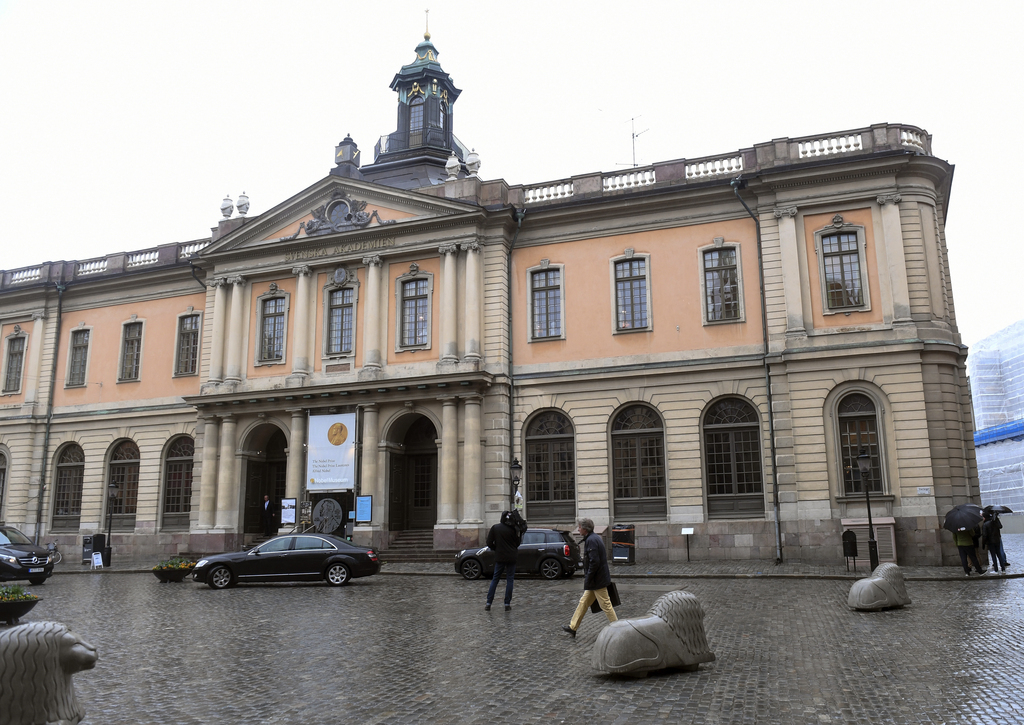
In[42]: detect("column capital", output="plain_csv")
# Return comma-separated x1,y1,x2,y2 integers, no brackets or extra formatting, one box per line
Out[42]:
438,243,459,256
362,254,382,267
460,241,480,253
210,277,228,288
291,265,312,277
218,413,237,422
359,403,379,412
773,206,798,219
876,194,902,206
460,393,484,403
438,395,459,404
285,407,306,415
226,275,247,286
31,311,45,321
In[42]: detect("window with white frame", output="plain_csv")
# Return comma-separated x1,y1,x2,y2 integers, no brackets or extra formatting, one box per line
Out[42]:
529,266,564,340
398,275,431,349
119,321,143,381
175,314,201,376
3,334,26,393
815,220,869,313
327,287,355,355
700,243,744,324
67,329,90,387
611,255,652,332
257,293,288,364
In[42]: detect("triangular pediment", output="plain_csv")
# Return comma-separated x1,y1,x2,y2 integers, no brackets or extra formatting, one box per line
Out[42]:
201,175,478,258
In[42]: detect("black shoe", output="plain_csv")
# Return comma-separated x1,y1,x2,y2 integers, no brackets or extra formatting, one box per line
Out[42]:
504,605,511,611
979,568,988,575
485,604,491,611
562,625,576,638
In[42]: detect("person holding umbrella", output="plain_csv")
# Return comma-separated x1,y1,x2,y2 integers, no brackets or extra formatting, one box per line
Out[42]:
982,507,1010,573
944,504,987,576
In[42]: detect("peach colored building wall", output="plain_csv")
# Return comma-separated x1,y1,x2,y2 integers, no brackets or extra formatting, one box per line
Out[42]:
512,219,762,365
247,277,297,379
53,293,205,407
312,268,364,371
1,319,33,404
386,257,441,364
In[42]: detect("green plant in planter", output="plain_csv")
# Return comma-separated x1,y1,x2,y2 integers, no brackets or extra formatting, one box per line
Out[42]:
0,584,39,602
152,557,196,572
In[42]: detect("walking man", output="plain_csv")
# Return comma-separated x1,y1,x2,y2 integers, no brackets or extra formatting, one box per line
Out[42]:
486,511,521,611
562,518,617,638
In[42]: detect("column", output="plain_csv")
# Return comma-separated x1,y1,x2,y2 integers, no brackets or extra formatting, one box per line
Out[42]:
208,278,228,382
286,408,306,501
361,256,383,369
877,194,912,325
215,415,238,529
198,417,220,528
438,397,459,524
461,395,483,524
290,266,312,377
359,405,380,522
22,312,46,405
773,207,806,335
440,244,459,363
462,242,481,362
223,276,247,383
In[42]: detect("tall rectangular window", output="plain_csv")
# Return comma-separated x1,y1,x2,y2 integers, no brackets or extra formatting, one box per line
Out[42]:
175,314,200,375
703,248,739,321
261,298,286,361
119,322,143,380
822,232,863,309
615,259,648,330
327,288,354,355
68,330,90,386
531,270,562,339
401,279,429,347
3,337,25,392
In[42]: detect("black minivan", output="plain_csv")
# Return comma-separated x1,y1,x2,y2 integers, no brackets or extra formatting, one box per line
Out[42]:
455,528,581,580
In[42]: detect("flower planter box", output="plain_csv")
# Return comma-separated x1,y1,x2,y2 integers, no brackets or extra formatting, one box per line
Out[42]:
152,568,193,583
0,598,41,625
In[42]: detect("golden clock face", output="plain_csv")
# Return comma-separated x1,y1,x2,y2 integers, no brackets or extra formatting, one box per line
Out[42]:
327,422,348,446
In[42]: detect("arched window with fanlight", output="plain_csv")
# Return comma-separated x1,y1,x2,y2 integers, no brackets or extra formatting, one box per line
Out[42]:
703,398,765,519
162,437,194,530
409,97,425,145
53,444,85,530
525,411,576,521
837,393,883,495
611,405,666,518
108,440,140,530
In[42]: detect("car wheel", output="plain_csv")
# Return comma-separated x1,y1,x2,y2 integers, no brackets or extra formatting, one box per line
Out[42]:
540,558,563,580
28,577,47,585
208,565,233,590
326,562,351,586
460,559,483,580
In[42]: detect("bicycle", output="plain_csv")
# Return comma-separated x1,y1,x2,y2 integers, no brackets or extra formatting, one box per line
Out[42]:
47,541,62,565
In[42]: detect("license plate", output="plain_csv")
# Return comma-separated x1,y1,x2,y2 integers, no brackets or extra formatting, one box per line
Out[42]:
28,568,44,573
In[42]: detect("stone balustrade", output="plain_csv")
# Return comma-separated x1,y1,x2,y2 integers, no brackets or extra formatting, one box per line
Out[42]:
75,259,108,276
685,154,744,180
524,182,575,204
126,251,159,268
179,241,211,258
10,267,41,284
798,134,863,158
603,169,657,192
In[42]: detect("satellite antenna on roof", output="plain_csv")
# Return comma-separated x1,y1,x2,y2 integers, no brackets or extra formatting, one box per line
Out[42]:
616,116,649,168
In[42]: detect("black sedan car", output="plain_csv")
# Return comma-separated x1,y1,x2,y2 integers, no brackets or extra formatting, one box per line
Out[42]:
455,528,581,580
0,526,54,585
192,533,379,590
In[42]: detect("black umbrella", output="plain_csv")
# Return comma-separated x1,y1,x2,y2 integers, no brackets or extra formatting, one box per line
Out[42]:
983,504,1014,514
943,503,984,533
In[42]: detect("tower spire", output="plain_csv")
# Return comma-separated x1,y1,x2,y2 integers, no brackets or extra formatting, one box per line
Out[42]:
424,8,430,40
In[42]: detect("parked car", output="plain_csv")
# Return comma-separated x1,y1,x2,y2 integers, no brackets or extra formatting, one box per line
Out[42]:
192,533,379,590
455,528,581,580
0,526,54,585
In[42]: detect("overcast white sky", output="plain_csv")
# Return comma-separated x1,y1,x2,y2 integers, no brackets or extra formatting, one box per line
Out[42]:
1,1,1021,349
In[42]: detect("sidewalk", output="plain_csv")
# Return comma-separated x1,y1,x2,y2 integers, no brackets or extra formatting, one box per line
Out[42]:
48,533,1024,581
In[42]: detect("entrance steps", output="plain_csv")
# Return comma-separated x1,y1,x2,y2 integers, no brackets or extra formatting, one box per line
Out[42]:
382,529,456,563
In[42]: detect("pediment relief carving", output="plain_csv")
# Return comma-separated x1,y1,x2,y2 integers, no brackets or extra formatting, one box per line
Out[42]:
284,189,396,240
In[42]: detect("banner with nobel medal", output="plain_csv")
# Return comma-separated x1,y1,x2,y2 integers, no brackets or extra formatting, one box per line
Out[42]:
306,413,356,491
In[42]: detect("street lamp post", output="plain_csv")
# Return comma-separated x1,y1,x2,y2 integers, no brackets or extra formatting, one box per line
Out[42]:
105,482,119,567
509,458,522,511
857,448,879,570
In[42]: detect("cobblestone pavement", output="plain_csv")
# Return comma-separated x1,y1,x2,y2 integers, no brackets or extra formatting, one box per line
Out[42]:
14,536,1024,724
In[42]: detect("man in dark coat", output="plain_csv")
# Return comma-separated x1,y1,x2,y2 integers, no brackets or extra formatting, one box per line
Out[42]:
485,511,521,611
562,517,617,637
260,494,277,537
982,511,1008,573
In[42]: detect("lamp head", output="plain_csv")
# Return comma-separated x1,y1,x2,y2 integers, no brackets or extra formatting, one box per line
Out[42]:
510,458,522,485
856,448,871,476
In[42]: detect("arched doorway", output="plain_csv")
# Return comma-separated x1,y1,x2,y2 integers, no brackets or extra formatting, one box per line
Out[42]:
243,425,288,535
388,415,438,531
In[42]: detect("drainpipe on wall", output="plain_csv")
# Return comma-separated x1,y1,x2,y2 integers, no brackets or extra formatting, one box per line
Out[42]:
506,207,526,508
34,281,66,544
731,178,784,565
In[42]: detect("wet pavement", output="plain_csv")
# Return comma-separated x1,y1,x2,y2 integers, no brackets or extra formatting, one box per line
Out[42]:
10,535,1024,724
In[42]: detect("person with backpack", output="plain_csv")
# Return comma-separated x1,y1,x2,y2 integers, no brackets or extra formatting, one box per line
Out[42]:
485,511,522,611
562,518,617,638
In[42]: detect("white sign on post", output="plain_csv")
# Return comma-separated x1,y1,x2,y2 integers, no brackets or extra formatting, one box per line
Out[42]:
91,552,104,569
306,413,356,492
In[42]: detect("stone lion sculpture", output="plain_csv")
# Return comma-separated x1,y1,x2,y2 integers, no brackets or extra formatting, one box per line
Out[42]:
592,590,715,677
0,621,98,725
848,562,912,611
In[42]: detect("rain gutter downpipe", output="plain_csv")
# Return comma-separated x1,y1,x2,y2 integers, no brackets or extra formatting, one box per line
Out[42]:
34,281,66,544
506,206,526,507
731,177,783,565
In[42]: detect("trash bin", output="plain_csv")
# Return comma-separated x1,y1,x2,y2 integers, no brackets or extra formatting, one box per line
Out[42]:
611,523,635,565
89,534,106,565
82,535,94,564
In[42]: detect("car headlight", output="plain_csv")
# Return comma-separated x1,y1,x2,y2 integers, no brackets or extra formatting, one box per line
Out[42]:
47,554,55,564
195,559,209,568
0,555,17,565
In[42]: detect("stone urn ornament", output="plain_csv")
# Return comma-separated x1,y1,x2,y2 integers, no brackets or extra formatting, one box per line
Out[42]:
220,195,234,219
445,152,460,181
236,192,250,217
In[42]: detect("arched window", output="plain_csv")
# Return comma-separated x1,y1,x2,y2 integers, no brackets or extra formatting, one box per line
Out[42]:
162,437,194,529
109,441,140,528
838,393,882,494
53,444,85,530
409,97,425,145
525,411,576,521
704,398,764,519
611,405,666,518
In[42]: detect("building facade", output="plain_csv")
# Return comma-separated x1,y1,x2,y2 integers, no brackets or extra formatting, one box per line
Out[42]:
0,34,977,564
